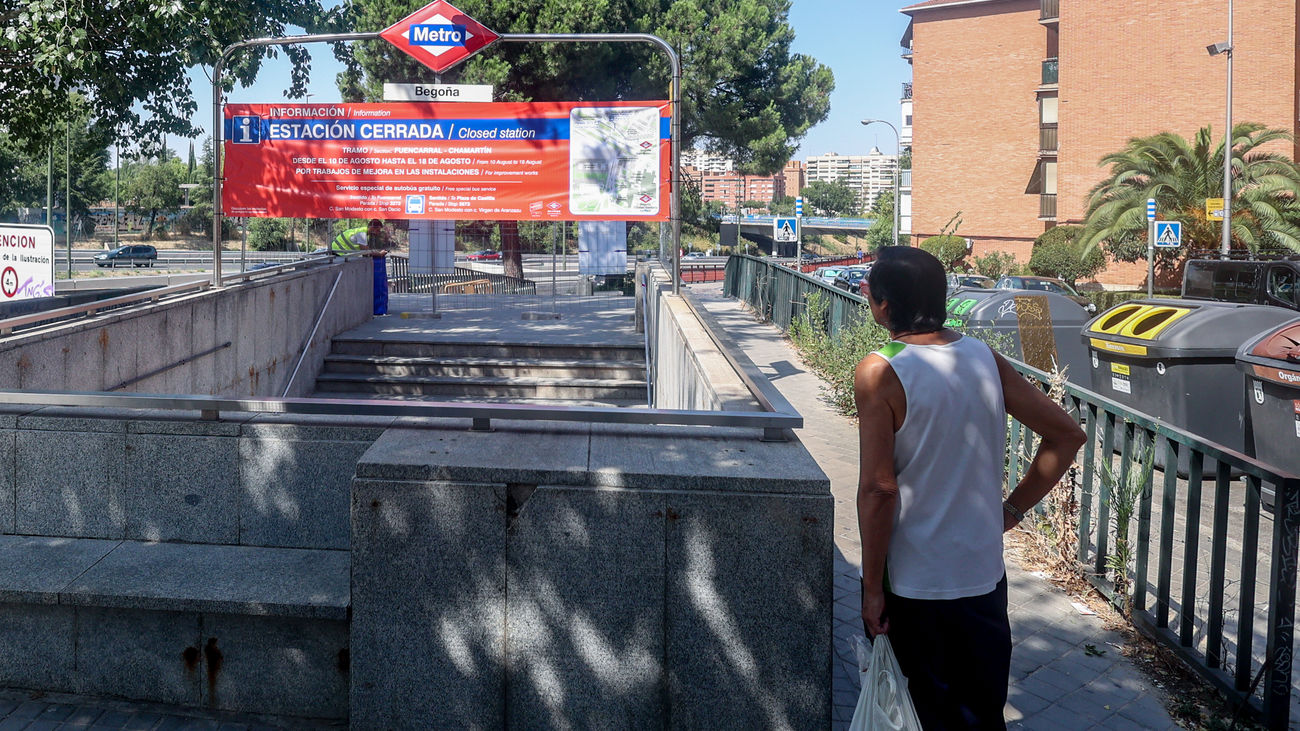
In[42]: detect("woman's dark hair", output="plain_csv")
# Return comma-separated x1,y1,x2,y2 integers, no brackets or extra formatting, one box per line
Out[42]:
866,246,947,334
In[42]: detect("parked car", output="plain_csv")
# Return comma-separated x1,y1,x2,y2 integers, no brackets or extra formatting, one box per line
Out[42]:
946,273,995,292
94,244,158,268
832,267,869,293
995,275,1096,312
466,250,501,261
813,266,845,284
683,251,707,259
1183,258,1300,312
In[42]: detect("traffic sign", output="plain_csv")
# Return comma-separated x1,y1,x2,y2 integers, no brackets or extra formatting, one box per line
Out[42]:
1154,220,1182,248
795,197,803,218
774,217,799,243
1206,198,1225,221
1146,198,1157,222
380,0,501,75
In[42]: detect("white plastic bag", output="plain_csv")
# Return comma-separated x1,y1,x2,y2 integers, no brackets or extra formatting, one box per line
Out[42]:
848,634,923,731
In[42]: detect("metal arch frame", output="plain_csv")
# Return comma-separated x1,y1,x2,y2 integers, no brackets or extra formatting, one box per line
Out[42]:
211,31,683,294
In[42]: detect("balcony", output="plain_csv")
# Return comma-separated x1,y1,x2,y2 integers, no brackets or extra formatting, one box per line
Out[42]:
1040,0,1059,23
1041,58,1059,86
901,82,913,100
1039,124,1058,154
1039,194,1057,220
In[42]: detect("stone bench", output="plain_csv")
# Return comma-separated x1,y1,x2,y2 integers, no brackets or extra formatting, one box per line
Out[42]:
0,535,350,720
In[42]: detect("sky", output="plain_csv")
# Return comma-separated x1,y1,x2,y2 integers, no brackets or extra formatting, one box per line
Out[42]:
167,0,913,162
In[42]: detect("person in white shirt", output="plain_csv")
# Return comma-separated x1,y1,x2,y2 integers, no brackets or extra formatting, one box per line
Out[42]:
855,246,1085,729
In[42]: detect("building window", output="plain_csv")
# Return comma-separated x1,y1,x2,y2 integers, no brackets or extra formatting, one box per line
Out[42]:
1039,96,1058,125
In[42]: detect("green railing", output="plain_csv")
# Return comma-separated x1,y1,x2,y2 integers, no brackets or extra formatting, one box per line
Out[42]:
723,253,869,338
725,253,1300,728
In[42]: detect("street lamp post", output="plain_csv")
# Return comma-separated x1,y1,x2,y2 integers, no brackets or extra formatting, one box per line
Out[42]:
1208,1,1233,259
861,119,900,247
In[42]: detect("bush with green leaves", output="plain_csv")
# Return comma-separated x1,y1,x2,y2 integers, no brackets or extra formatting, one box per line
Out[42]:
920,235,968,270
974,250,1019,280
248,218,292,251
1029,225,1106,287
788,291,890,416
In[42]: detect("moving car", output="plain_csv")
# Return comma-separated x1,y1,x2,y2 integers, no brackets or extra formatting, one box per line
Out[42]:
683,251,707,259
466,250,502,261
946,273,995,291
995,275,1096,312
94,245,158,268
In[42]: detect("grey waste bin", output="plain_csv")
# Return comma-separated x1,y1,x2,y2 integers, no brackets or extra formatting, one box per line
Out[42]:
1082,299,1297,470
1236,318,1300,478
943,288,1091,382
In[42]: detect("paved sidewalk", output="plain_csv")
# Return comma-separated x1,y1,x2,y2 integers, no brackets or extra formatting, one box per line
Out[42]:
690,283,1180,731
0,688,343,731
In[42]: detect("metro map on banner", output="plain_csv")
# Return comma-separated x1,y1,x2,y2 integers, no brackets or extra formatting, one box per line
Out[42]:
222,102,672,222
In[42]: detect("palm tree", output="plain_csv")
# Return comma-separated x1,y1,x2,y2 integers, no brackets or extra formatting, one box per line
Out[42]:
1080,123,1300,258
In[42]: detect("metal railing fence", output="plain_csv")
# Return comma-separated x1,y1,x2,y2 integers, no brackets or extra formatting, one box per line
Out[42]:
726,252,1300,728
724,254,869,339
387,255,537,296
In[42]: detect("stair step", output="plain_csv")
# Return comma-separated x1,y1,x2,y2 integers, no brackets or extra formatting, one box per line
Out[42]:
322,354,645,380
330,338,645,362
314,373,647,400
310,391,648,408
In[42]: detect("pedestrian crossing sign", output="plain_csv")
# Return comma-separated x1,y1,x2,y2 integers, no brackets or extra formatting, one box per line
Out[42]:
1154,221,1181,248
774,217,799,243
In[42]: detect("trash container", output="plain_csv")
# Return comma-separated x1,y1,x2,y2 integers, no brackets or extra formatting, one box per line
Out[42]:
1235,317,1300,478
1082,299,1296,471
943,288,1091,382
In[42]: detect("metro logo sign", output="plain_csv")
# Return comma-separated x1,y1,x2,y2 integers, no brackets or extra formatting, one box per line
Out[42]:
381,1,500,75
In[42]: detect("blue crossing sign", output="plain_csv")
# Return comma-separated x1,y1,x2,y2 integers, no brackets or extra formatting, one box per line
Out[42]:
774,217,799,243
1154,220,1181,248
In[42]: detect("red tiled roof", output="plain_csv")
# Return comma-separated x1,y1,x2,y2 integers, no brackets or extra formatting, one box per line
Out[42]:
900,0,1005,15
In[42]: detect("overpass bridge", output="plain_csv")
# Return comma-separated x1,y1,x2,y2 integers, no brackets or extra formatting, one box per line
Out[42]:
722,214,876,254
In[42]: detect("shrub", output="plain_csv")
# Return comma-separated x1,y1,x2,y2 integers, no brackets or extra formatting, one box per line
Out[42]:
920,235,967,270
1029,225,1106,287
788,291,890,416
973,250,1019,280
248,217,292,251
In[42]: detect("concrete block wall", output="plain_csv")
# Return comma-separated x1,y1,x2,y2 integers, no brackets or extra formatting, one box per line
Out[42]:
0,406,390,550
640,266,759,412
0,258,371,398
350,422,833,730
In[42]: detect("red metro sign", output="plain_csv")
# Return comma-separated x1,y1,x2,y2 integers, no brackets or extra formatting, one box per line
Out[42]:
380,0,501,75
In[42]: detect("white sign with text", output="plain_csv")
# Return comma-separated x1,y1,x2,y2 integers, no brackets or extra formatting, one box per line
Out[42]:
0,224,55,302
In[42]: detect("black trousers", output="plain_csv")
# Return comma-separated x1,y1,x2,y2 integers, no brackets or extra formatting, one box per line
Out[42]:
885,575,1011,731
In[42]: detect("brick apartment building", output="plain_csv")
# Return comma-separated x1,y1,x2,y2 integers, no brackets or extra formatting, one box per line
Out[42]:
783,160,806,202
900,0,1298,286
685,166,786,210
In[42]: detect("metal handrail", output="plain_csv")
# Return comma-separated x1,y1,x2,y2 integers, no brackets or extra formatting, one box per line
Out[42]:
0,280,212,336
218,253,352,286
0,389,801,439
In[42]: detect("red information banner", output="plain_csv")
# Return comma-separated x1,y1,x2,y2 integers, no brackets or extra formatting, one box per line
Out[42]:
223,101,671,221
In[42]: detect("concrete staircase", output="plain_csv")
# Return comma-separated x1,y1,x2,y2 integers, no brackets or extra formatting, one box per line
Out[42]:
313,337,648,405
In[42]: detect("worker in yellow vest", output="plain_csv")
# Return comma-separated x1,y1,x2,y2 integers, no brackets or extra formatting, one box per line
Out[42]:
330,219,390,315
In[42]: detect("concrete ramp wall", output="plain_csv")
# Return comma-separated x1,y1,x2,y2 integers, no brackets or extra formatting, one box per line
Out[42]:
0,259,372,397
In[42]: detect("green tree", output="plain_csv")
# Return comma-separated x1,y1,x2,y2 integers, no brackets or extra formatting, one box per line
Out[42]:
124,154,185,239
1081,122,1300,258
920,235,967,270
0,0,344,151
770,195,795,216
801,179,857,217
864,189,894,251
1029,225,1105,287
973,250,1018,281
248,217,293,251
0,98,111,235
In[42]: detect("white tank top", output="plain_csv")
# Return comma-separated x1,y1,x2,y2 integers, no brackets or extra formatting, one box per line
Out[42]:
874,335,1007,600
